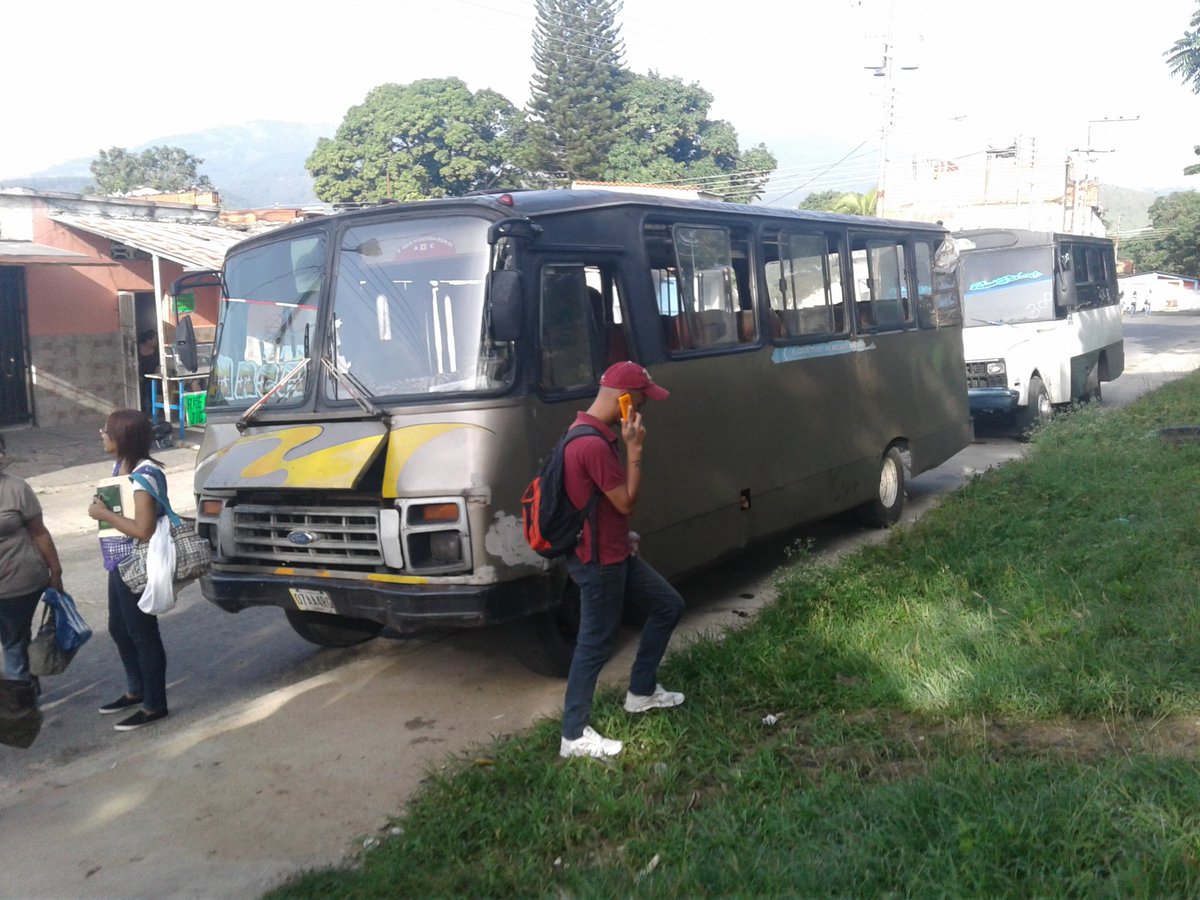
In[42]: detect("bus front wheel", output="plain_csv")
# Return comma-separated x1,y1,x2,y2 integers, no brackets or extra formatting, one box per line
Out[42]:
858,446,905,528
516,582,580,677
1015,375,1052,436
284,609,384,648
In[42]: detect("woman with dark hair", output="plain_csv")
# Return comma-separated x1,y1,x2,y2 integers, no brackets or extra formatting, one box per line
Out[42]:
0,433,64,686
87,408,170,731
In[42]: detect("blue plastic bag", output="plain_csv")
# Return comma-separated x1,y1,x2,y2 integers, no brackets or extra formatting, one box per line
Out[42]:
41,588,92,652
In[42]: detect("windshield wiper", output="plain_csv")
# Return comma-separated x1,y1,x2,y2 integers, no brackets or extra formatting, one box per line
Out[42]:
971,318,1014,327
237,358,311,431
321,357,389,421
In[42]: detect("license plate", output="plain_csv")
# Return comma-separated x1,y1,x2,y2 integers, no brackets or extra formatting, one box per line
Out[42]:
289,588,336,614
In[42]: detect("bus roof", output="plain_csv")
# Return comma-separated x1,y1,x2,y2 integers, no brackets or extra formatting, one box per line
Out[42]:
230,190,949,257
953,228,1114,251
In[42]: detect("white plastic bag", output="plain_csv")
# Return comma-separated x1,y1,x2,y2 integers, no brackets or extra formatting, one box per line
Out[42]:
137,515,177,615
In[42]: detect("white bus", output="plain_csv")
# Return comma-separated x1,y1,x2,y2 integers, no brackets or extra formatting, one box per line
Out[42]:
176,191,972,673
955,229,1124,432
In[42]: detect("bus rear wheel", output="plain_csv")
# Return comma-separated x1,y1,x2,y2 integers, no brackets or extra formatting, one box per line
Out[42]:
857,446,905,528
284,609,384,648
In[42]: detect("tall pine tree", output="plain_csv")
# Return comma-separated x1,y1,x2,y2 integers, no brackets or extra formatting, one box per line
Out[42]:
524,0,627,183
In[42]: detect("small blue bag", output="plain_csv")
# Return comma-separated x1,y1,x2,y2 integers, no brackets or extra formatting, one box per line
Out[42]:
41,588,92,652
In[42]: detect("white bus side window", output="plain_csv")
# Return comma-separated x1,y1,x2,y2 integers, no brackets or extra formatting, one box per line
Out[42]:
765,230,843,339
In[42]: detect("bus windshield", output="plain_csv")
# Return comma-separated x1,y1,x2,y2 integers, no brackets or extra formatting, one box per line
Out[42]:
328,216,508,400
961,246,1055,326
209,233,324,410
210,215,513,411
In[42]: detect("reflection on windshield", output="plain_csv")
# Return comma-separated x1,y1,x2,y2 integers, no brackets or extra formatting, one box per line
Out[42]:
327,216,511,400
209,234,324,409
961,247,1054,327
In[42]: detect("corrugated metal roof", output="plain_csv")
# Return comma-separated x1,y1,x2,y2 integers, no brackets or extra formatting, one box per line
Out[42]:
50,214,251,270
0,240,111,266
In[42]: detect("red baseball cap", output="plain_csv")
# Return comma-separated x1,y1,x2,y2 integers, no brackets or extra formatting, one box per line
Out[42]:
599,362,669,400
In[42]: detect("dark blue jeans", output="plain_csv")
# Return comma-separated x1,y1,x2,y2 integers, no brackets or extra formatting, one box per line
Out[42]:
0,589,42,682
107,568,168,712
562,555,685,740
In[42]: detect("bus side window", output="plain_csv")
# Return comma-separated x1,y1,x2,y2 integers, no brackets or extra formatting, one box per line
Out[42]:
851,239,911,331
648,223,755,353
765,230,843,340
539,265,601,391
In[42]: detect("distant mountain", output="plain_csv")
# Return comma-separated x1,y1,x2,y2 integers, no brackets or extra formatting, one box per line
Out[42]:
0,120,334,209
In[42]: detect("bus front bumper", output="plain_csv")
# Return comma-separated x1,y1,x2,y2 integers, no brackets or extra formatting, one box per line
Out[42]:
200,570,560,634
968,388,1019,414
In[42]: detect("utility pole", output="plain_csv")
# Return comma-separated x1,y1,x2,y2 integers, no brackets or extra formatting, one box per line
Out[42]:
865,0,917,218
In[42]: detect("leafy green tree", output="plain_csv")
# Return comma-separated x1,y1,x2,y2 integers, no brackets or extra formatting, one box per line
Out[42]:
1166,7,1200,175
1166,7,1200,91
306,78,522,203
603,72,777,203
798,190,843,211
1124,191,1200,277
830,189,879,216
523,0,627,182
88,146,213,195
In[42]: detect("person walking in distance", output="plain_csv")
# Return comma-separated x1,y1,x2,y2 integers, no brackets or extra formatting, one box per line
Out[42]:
559,362,685,759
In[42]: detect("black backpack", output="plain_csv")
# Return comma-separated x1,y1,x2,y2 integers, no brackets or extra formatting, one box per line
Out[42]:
521,425,605,559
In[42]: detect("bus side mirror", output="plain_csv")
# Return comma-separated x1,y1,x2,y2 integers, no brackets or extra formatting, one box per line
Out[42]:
174,315,199,373
489,270,523,342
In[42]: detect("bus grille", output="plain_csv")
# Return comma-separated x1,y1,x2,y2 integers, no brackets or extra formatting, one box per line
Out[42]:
965,362,1006,390
232,505,383,567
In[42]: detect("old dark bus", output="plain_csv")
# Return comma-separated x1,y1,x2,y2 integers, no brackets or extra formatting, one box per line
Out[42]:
184,190,971,672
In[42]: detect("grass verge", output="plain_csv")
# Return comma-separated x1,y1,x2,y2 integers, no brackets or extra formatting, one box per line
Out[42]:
271,372,1200,898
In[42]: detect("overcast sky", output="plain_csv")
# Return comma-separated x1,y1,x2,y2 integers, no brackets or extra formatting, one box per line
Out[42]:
5,0,1198,200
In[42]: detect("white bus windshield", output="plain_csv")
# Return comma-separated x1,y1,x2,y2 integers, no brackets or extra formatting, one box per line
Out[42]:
961,247,1055,326
328,216,508,399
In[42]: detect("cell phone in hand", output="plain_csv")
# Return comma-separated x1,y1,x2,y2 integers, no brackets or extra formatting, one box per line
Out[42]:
619,392,634,422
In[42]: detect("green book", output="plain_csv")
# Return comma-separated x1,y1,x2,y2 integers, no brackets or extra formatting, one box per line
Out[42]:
95,476,134,531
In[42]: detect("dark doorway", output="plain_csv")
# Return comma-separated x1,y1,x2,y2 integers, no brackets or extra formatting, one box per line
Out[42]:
0,268,33,427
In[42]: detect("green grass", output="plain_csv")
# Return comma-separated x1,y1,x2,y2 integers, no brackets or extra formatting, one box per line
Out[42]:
271,373,1200,898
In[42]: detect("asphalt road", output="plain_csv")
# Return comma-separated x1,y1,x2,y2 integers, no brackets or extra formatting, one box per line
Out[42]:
2,313,1197,899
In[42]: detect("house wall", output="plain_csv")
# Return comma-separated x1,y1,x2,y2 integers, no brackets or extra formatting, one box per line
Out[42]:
14,195,219,424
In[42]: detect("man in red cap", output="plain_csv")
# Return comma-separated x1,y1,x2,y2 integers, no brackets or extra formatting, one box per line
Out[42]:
559,361,685,759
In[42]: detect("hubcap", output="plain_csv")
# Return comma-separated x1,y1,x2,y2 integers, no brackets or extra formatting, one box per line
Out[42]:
880,457,899,507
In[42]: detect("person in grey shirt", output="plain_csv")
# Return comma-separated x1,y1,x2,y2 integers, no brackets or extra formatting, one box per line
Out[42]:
0,433,64,685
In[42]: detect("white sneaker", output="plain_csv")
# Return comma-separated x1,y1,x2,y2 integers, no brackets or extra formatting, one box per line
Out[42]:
559,726,623,759
624,684,685,713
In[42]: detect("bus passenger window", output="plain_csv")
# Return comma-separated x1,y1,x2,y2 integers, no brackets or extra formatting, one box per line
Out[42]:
765,231,843,340
539,266,600,390
538,263,629,390
647,222,756,353
851,239,911,331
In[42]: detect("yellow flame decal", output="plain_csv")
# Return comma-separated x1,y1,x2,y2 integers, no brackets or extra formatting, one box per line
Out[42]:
239,426,386,488
383,423,478,494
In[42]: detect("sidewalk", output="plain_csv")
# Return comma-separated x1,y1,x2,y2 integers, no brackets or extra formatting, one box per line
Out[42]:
3,422,201,534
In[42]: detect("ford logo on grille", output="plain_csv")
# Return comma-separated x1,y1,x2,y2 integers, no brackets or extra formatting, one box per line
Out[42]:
287,530,320,546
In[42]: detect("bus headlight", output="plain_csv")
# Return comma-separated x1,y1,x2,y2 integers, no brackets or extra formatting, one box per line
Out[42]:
398,498,472,574
986,361,1006,376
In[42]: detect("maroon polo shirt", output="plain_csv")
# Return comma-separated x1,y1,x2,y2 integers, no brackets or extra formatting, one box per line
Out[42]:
562,412,630,565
